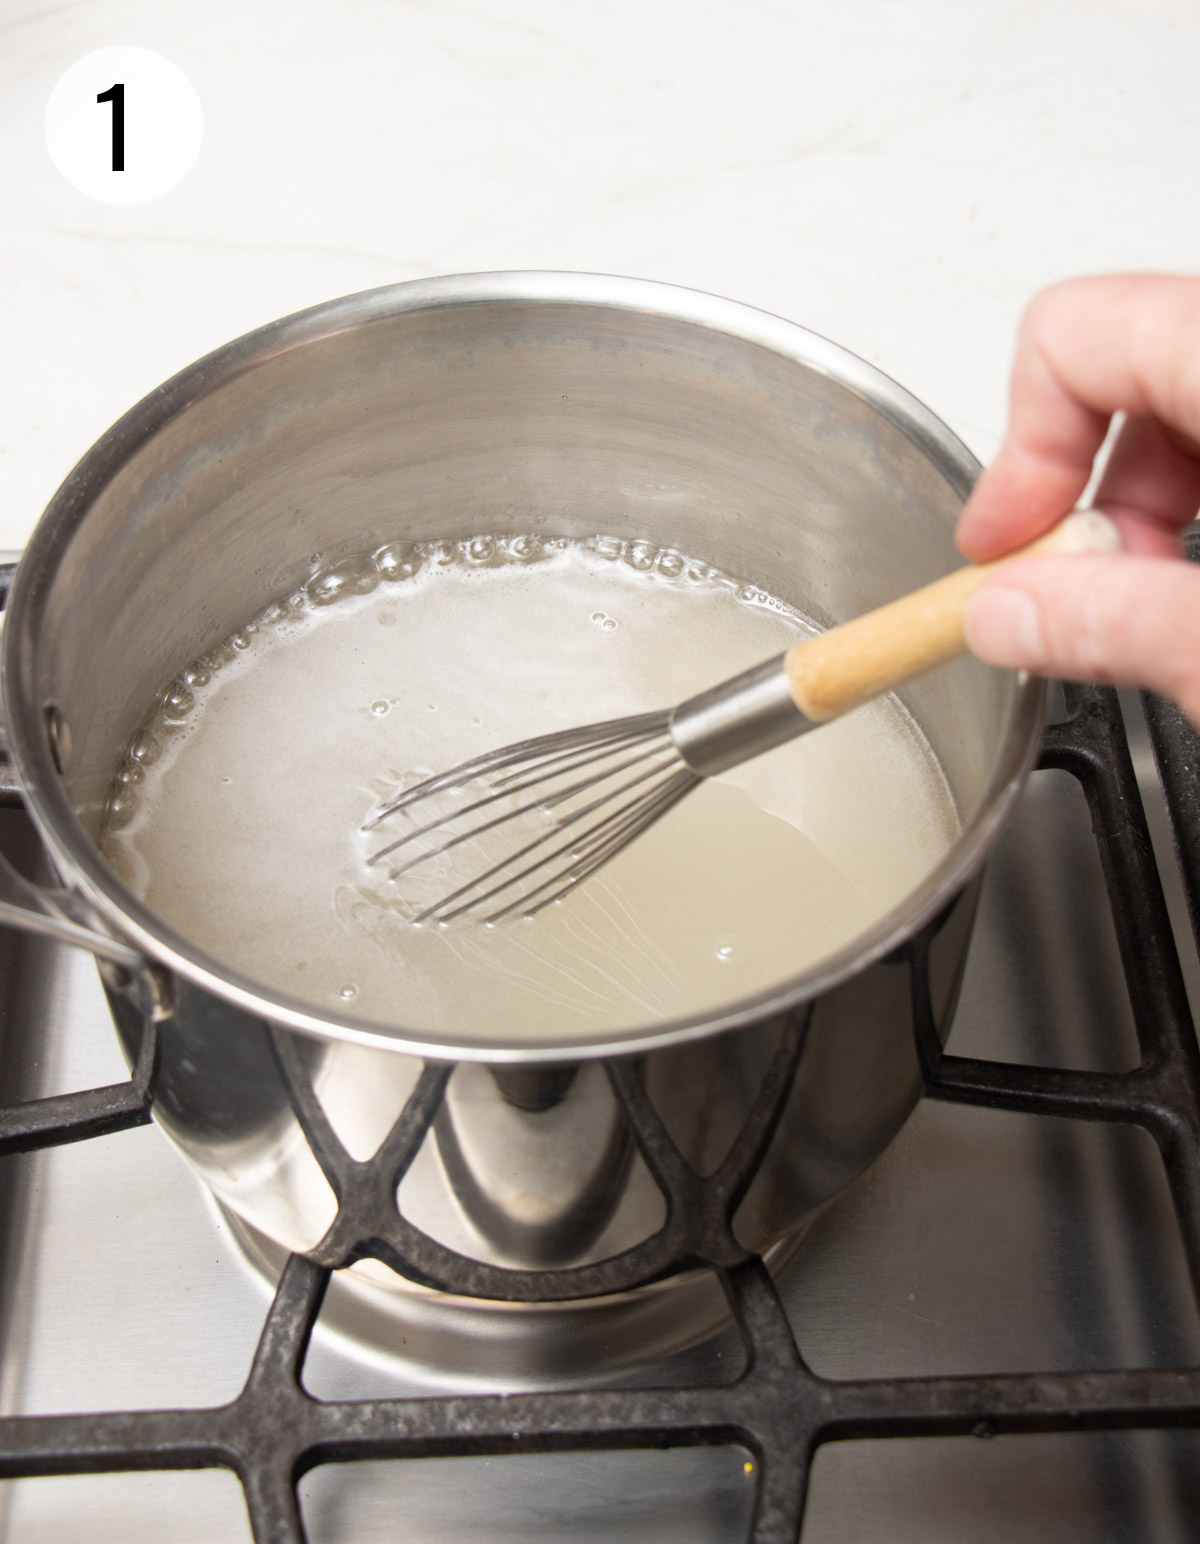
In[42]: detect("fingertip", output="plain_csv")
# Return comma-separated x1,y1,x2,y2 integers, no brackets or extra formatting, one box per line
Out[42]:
963,584,1048,669
964,552,1200,712
955,519,1012,564
955,474,1020,562
956,441,1089,562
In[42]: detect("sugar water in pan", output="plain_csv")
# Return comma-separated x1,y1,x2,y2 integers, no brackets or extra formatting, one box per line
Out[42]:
101,533,959,1042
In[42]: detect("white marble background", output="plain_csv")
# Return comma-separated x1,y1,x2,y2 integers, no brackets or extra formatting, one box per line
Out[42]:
1,0,1197,552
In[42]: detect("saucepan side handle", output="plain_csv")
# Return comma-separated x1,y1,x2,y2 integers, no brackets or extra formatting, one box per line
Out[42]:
0,554,21,805
0,553,144,971
0,865,143,968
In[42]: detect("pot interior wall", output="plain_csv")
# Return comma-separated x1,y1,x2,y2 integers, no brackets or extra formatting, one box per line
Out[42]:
31,295,1008,843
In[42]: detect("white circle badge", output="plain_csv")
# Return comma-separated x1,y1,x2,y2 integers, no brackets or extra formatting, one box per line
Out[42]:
44,47,203,205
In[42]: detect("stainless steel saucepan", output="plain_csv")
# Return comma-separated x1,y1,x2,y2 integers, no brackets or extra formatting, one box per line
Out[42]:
0,274,1044,1376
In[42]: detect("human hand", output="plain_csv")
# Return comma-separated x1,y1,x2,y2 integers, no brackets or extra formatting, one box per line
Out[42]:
956,274,1200,727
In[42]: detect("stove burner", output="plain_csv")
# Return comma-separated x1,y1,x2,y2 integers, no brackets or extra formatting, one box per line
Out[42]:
0,683,1198,1542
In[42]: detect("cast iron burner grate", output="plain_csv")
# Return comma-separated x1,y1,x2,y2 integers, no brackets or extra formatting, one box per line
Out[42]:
0,678,1198,1542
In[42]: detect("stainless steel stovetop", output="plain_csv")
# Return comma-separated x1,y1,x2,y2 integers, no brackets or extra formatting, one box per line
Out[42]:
0,687,1198,1542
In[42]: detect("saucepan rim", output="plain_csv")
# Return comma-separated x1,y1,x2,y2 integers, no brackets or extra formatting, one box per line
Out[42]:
0,270,1046,1063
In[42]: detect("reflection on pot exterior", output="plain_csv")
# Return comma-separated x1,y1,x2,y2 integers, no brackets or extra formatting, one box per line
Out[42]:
107,876,977,1378
431,1064,641,1269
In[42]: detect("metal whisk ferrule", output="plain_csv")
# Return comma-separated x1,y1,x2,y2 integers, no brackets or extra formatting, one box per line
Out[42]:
669,653,814,777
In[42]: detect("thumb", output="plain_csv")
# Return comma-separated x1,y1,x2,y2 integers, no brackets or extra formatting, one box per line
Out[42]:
963,552,1200,728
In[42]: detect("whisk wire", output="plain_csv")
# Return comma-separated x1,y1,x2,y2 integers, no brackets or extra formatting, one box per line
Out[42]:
409,760,694,923
477,769,698,923
364,711,669,830
369,733,676,874
364,708,703,924
487,722,672,795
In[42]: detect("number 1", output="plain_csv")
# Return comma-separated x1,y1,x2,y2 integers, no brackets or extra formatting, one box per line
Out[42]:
97,82,124,171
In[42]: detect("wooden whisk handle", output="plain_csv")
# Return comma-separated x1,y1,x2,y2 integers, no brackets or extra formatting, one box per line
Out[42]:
784,509,1121,723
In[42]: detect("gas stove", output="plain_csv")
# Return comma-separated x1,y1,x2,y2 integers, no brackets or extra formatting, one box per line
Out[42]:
0,672,1197,1542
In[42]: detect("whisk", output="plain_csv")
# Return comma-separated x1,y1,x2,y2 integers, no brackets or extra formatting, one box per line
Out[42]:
363,511,1118,924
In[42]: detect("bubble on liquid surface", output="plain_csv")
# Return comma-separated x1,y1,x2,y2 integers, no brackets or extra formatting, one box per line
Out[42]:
370,701,389,716
205,640,237,672
375,542,421,583
339,983,358,1001
308,555,380,606
590,611,619,631
159,682,194,723
258,597,297,628
504,533,543,562
588,534,623,561
105,790,136,829
716,943,734,961
129,732,161,766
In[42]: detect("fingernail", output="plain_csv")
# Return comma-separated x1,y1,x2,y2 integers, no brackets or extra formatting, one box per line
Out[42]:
964,586,1047,667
